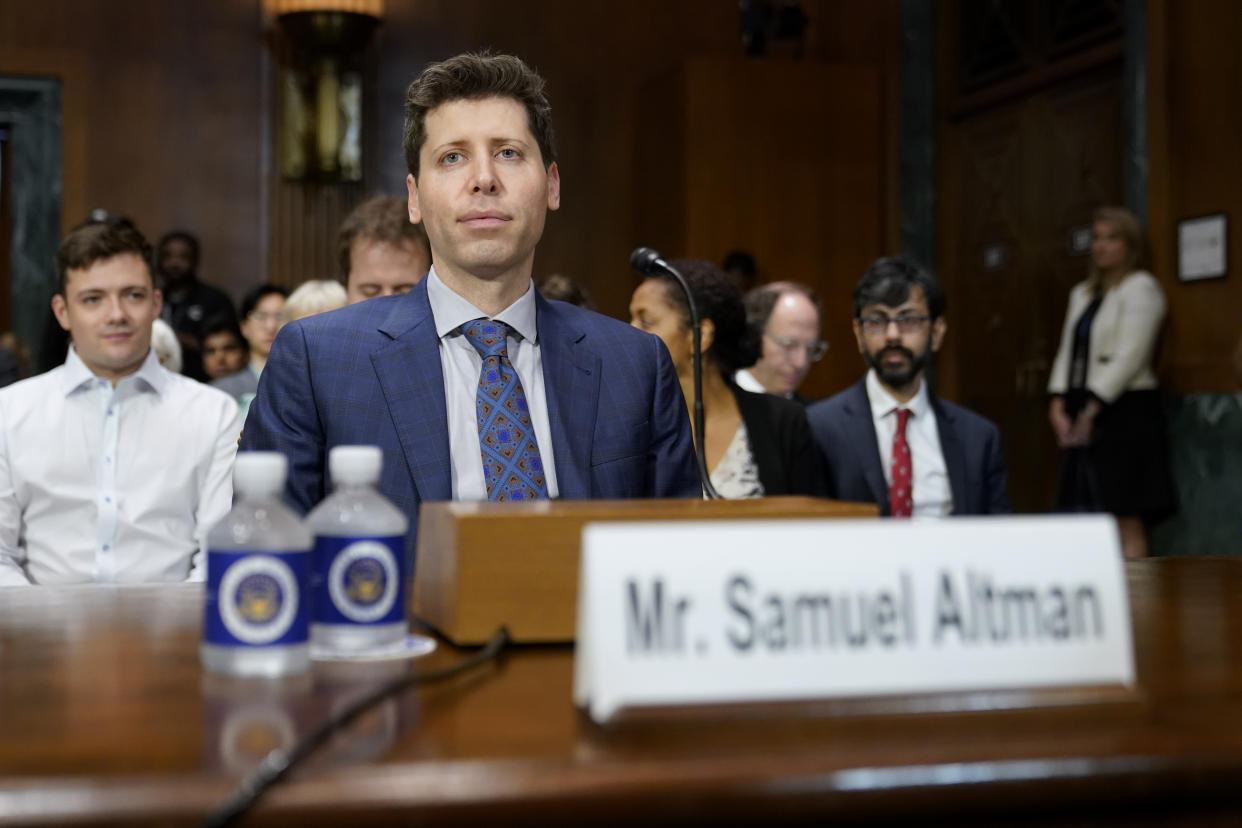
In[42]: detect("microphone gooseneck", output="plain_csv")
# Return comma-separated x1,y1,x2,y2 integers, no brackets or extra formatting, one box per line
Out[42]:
629,247,722,500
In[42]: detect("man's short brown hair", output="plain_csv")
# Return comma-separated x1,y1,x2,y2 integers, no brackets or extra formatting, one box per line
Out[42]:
401,51,556,179
337,196,430,280
56,221,153,295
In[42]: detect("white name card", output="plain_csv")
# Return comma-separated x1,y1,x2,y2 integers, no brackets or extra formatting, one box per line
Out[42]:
573,515,1135,723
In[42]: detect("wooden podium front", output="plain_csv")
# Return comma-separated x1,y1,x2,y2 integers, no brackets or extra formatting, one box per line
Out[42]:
411,496,878,645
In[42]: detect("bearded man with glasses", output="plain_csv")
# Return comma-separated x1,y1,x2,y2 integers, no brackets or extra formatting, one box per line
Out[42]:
807,257,1009,517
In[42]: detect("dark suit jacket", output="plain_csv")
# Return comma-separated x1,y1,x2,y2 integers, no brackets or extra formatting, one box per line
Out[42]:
240,279,701,563
731,385,827,496
806,380,1009,515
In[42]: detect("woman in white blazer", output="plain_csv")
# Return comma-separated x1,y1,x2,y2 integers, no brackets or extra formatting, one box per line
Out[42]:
1047,206,1175,558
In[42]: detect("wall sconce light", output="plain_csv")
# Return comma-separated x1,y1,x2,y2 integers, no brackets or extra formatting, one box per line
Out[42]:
269,1,383,182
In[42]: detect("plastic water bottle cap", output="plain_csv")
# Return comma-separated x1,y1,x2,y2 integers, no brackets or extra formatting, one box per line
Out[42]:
330,445,382,486
234,452,287,497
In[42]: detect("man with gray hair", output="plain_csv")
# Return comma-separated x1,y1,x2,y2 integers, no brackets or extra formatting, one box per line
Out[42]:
736,281,826,404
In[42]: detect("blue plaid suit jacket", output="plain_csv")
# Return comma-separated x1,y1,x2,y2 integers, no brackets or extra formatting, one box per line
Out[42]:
239,278,700,564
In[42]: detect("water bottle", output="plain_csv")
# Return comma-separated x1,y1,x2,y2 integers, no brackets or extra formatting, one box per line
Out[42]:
201,452,312,677
307,445,409,652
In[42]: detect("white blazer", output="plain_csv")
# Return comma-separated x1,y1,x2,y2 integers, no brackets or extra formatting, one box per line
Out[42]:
1047,270,1165,403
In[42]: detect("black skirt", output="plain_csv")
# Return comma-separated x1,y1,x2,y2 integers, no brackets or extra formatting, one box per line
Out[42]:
1055,389,1177,521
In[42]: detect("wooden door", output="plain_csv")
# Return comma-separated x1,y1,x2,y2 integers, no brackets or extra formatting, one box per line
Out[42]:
941,72,1121,512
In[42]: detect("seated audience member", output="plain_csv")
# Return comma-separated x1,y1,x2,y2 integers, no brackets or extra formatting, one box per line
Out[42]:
201,316,248,381
807,257,1009,516
156,230,237,381
283,280,347,324
0,221,241,585
722,249,759,293
629,259,825,498
339,195,432,304
737,281,826,404
537,273,594,309
241,51,699,560
0,333,27,388
212,283,288,405
151,319,183,373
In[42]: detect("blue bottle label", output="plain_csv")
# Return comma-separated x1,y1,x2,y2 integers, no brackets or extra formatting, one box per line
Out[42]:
312,535,405,626
205,550,310,647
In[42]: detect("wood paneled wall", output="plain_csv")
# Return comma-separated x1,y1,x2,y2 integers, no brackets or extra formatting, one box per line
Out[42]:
1,0,899,344
1148,0,1242,393
0,0,263,306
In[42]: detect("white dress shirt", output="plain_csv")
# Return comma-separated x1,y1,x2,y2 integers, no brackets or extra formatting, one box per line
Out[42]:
0,347,242,585
865,369,952,517
425,267,560,500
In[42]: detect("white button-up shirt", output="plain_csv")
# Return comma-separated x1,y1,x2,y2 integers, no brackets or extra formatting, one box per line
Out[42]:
0,347,242,585
866,369,952,517
425,267,560,500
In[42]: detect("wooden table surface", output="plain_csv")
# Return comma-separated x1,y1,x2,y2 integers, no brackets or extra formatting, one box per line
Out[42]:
5,556,1242,826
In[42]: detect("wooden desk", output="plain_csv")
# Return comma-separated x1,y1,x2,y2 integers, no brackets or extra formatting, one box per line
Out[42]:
5,557,1242,825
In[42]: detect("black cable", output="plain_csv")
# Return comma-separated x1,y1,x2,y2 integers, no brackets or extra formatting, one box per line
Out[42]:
201,626,510,828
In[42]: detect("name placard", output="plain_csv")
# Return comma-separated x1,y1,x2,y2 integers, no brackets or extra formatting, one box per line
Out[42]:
573,516,1134,723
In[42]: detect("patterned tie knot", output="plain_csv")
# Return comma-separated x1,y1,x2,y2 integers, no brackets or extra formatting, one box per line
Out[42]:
894,407,912,434
463,318,511,360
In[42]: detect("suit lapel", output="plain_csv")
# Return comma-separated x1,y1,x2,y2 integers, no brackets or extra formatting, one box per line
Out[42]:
931,394,967,515
844,381,889,511
371,280,453,502
537,297,599,499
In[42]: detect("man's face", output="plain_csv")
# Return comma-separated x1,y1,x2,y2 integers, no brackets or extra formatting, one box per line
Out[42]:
346,236,430,304
51,252,162,383
852,284,946,395
157,238,195,287
202,330,247,379
750,292,822,395
407,96,560,284
240,293,285,361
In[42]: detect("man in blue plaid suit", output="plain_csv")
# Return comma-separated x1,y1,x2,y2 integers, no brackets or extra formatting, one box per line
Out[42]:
241,53,700,562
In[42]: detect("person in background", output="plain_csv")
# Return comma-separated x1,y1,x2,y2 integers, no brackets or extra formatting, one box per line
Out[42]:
150,319,182,374
722,249,759,293
338,196,432,304
156,231,237,381
807,257,1009,517
212,284,287,416
1047,206,1175,558
282,280,347,324
0,333,28,388
537,273,593,309
0,220,240,585
737,281,826,404
629,258,825,498
200,316,248,382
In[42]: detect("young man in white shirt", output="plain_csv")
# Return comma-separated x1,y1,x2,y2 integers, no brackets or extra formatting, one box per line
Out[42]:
807,257,1009,517
0,220,241,585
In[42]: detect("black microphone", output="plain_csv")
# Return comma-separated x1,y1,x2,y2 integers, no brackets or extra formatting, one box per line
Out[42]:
629,247,722,500
629,247,667,276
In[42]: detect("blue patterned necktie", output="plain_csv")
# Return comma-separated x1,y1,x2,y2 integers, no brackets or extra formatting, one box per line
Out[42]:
461,318,549,501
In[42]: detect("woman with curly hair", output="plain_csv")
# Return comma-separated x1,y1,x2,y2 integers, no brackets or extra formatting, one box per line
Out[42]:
628,259,825,498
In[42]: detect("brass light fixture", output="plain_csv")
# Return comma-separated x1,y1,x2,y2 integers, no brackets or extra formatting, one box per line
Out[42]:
269,0,383,181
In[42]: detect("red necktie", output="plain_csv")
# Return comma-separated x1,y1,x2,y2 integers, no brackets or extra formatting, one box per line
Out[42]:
890,408,913,518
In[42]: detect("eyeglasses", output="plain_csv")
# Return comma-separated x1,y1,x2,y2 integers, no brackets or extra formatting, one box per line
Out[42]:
858,314,930,334
247,311,283,325
765,334,829,362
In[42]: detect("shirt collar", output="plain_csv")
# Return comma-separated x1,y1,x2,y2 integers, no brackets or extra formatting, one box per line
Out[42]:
62,345,168,396
425,265,538,343
865,368,930,421
733,368,767,394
